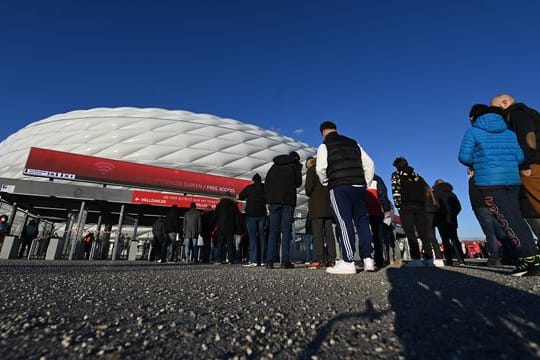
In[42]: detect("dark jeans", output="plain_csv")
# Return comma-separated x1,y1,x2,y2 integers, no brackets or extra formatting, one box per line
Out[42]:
399,204,433,260
425,212,443,259
436,224,465,264
330,185,373,262
266,204,294,263
217,231,235,263
480,186,538,259
474,206,506,260
312,217,336,263
246,216,266,264
160,233,173,262
369,215,386,267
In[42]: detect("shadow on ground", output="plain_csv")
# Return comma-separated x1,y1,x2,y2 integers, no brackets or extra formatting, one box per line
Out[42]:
386,267,540,359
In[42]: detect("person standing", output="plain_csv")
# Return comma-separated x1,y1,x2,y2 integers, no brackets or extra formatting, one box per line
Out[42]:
238,173,267,267
316,121,375,274
163,205,180,263
150,216,166,261
214,191,241,264
491,94,540,247
391,157,436,266
18,219,38,258
305,156,336,269
264,151,302,269
432,179,466,266
183,202,201,262
459,104,539,276
366,174,394,268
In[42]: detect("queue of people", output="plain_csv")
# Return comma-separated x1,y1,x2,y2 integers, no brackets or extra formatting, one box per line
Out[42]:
5,93,540,277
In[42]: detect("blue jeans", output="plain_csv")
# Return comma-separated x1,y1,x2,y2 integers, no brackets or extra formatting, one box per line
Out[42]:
480,186,538,259
474,207,505,260
330,185,373,262
303,234,314,262
246,216,266,264
267,204,294,263
183,237,199,261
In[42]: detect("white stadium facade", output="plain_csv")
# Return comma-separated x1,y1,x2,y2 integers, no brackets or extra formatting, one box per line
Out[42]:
0,107,317,260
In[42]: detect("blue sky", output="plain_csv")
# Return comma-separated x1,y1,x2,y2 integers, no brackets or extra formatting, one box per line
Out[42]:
2,0,540,239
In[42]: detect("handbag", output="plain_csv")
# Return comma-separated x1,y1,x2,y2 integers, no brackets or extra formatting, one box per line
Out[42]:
197,234,204,246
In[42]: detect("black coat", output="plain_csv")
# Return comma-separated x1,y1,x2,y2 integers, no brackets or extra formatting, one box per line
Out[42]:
214,197,240,236
238,181,267,217
305,167,333,219
433,182,461,229
264,154,302,207
164,206,181,233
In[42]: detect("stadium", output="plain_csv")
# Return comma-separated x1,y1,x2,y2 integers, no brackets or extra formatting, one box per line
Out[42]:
0,108,316,260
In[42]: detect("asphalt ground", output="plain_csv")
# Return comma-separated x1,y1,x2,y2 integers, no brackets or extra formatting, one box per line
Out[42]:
0,260,539,360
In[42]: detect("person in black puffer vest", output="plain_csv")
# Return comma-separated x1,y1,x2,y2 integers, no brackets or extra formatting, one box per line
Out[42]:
264,151,302,269
316,121,376,275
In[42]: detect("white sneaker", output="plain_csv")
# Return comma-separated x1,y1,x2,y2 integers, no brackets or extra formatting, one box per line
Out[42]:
363,257,375,272
433,259,445,267
405,259,424,267
243,262,257,267
326,260,356,274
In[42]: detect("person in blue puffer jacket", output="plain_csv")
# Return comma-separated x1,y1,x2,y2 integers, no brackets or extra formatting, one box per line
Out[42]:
459,104,539,276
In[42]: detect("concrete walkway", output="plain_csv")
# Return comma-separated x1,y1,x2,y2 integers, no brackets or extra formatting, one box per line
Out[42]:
0,260,539,359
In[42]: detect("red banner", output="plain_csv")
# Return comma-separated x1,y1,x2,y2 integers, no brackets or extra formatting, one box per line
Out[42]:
23,147,251,197
131,191,221,209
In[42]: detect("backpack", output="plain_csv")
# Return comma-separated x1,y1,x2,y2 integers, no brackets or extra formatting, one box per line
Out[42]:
507,103,540,156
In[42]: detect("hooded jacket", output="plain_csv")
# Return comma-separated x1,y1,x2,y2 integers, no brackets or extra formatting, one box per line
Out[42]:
459,112,523,186
433,182,461,229
391,166,427,210
502,102,540,169
238,179,267,217
264,154,302,207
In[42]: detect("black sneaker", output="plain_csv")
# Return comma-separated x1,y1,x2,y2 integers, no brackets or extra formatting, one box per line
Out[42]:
511,255,540,277
280,261,295,269
265,261,274,269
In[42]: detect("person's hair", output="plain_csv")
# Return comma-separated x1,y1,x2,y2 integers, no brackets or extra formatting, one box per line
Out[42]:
305,157,316,169
252,173,261,182
320,121,337,134
190,202,196,209
469,104,503,122
392,157,408,169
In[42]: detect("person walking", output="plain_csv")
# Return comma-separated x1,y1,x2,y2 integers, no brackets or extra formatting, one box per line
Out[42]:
238,173,267,267
459,104,539,276
264,151,302,269
316,121,376,274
